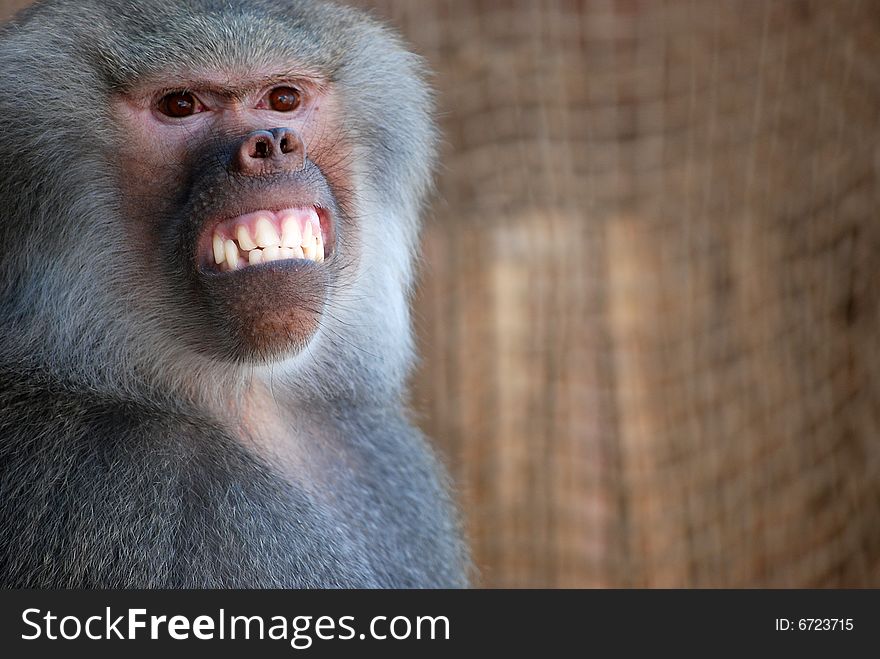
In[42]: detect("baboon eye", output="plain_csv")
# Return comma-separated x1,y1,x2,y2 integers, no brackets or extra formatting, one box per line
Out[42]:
158,91,203,118
267,86,301,112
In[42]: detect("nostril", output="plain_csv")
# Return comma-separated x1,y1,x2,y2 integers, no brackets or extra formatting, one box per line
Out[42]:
252,139,271,158
279,137,290,153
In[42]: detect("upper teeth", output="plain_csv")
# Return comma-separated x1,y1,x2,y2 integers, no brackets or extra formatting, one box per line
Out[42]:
211,207,325,271
236,225,257,251
255,217,280,248
281,217,301,248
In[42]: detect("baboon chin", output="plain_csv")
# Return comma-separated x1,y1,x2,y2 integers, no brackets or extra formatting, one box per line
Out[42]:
0,0,469,588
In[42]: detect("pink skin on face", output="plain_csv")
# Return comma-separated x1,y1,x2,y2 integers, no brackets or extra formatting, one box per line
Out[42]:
111,66,347,272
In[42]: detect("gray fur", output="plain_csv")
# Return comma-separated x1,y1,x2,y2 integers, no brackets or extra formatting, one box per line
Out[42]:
0,0,468,588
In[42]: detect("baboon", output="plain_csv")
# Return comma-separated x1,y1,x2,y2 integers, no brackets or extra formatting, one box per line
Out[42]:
0,0,468,588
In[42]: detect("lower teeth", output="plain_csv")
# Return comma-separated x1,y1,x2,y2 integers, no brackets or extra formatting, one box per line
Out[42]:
220,240,324,271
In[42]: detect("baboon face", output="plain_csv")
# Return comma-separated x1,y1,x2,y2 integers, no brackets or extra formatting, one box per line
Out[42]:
114,68,347,362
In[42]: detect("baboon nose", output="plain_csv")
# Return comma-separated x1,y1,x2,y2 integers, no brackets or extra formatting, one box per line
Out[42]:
233,128,306,174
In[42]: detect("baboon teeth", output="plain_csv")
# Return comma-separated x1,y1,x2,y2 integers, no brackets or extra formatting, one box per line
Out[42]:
254,217,281,248
236,225,257,251
212,233,226,265
224,239,240,269
208,206,325,272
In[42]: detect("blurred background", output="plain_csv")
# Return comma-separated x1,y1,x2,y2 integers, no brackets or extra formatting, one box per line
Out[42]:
3,0,879,587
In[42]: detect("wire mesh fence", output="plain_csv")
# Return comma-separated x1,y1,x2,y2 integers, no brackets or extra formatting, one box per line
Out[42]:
351,0,880,587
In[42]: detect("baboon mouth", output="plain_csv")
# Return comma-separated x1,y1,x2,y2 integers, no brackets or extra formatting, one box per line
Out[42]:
199,206,334,273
